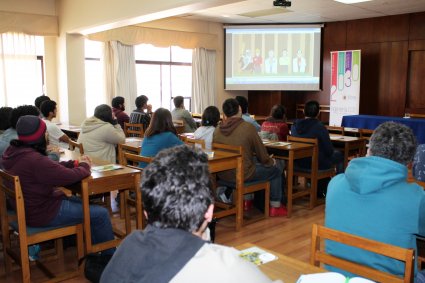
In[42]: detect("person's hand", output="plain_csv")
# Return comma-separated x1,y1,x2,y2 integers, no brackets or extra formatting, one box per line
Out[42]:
147,104,152,113
79,155,92,166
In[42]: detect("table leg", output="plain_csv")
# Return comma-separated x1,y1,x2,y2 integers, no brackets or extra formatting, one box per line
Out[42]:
287,151,294,218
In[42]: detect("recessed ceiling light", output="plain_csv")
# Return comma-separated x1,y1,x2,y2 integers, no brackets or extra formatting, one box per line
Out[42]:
334,0,372,3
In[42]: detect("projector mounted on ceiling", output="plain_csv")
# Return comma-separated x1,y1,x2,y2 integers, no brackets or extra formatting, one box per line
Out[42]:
273,0,291,7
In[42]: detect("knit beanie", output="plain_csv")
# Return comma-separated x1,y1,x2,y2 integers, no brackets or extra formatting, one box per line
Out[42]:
16,115,46,144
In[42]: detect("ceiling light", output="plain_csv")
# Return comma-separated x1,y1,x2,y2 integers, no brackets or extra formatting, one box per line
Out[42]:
334,0,372,4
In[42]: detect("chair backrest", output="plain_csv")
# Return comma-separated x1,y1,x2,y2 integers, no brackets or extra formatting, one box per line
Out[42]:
212,142,243,155
326,125,345,136
310,224,414,283
122,152,152,170
185,137,205,149
359,128,374,141
124,122,144,138
296,104,304,119
287,136,319,171
118,143,141,165
173,120,185,134
68,139,84,154
407,113,425,119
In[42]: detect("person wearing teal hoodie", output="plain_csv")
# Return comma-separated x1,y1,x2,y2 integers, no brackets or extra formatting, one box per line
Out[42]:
325,121,425,282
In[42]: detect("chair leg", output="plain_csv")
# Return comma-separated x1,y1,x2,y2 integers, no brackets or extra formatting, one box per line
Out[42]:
264,185,270,219
309,177,317,209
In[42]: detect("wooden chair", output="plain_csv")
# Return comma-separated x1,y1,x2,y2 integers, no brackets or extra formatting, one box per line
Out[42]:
0,169,84,283
359,128,374,156
295,104,304,119
407,113,425,119
212,143,270,228
118,143,141,165
287,136,336,210
124,122,144,138
311,224,414,283
68,139,84,154
184,137,205,149
120,152,152,229
326,125,345,136
173,120,185,134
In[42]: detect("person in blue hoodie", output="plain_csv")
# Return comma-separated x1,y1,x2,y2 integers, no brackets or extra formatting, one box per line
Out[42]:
325,121,425,282
291,100,344,174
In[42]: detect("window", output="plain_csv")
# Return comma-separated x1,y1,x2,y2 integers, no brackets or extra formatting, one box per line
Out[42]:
84,39,105,117
134,44,192,111
0,33,44,107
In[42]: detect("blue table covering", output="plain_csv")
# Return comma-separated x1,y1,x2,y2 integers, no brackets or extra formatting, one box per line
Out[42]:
341,115,425,144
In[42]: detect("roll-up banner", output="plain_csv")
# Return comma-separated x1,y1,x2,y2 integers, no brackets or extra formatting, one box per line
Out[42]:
329,50,361,126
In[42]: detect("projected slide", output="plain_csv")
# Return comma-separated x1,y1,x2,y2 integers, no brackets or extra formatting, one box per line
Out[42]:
225,25,322,91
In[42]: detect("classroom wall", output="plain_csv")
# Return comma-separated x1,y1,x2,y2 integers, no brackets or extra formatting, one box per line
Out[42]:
248,12,425,121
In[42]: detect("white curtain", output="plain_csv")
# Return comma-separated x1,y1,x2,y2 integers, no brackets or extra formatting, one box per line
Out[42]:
104,41,137,109
0,33,41,107
191,48,216,114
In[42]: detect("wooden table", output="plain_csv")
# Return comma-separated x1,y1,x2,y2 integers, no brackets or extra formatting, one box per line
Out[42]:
61,150,142,254
237,243,326,282
330,135,366,168
264,141,315,218
59,123,81,140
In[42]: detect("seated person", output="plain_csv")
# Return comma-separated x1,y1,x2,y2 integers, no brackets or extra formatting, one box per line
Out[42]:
213,98,287,217
78,104,126,163
413,144,425,182
260,104,289,141
139,108,183,168
171,96,197,133
101,145,281,283
111,96,129,130
40,100,70,149
194,106,220,150
0,105,40,157
34,95,50,114
129,95,152,130
291,100,343,174
1,116,115,255
235,96,261,132
0,107,13,135
326,122,425,281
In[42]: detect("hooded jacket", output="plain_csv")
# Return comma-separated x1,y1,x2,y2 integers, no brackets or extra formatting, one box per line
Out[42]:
77,117,125,163
291,118,334,170
194,126,215,150
1,146,90,226
213,117,273,181
325,156,425,278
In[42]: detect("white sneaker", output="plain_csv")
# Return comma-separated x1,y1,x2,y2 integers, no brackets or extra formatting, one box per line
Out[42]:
216,186,232,204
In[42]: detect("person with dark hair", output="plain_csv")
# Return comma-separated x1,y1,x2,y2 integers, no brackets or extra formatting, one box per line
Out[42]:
194,106,221,150
0,105,40,156
0,107,13,134
171,96,197,133
77,104,125,163
111,96,129,129
235,96,261,132
1,116,115,258
129,95,152,130
260,104,289,141
139,108,183,168
34,95,51,113
326,122,425,281
100,145,280,283
213,98,287,217
291,100,344,174
40,100,70,149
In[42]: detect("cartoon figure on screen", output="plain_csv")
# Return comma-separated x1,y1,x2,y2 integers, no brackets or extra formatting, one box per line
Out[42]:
292,49,306,73
264,50,277,74
253,48,263,74
239,49,253,72
278,49,290,74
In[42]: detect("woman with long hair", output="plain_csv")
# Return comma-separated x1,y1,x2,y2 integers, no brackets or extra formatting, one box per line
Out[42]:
139,108,183,168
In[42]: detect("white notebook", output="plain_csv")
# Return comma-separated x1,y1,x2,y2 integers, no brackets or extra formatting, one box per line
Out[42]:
297,272,375,283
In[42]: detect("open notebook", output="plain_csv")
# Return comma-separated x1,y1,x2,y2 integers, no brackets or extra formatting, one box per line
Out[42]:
239,246,278,266
297,272,375,283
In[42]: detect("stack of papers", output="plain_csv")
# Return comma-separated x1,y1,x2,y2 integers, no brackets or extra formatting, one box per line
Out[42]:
239,246,278,265
91,164,123,172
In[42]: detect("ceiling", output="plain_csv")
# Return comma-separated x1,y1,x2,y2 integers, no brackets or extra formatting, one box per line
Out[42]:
179,0,425,24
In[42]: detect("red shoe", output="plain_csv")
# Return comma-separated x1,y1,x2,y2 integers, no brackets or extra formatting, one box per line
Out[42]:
269,205,288,217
